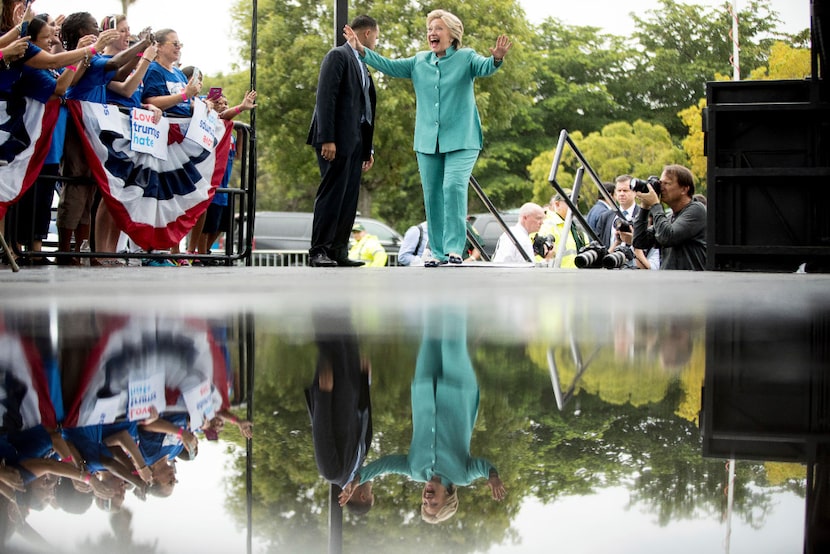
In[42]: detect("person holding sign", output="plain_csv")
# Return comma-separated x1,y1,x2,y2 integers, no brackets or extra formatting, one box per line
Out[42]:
57,11,152,264
96,14,162,259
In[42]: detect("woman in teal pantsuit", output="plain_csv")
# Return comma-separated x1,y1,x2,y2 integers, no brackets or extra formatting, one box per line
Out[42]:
338,306,506,523
345,10,512,266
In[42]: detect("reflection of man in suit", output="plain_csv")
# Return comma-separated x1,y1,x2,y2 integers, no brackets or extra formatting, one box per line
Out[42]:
306,15,379,267
305,312,374,514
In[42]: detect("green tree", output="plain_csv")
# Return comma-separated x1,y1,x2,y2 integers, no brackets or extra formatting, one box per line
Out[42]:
527,120,687,209
623,0,781,136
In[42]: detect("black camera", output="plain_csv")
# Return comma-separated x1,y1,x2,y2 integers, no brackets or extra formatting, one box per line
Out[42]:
613,217,632,233
574,242,607,269
532,234,554,257
602,244,634,269
630,175,662,197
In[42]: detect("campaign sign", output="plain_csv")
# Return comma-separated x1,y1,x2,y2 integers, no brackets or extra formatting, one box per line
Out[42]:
130,107,169,160
88,102,129,136
184,98,217,152
127,372,166,421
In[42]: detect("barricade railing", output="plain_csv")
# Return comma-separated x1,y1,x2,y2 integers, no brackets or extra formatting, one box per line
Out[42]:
249,250,399,267
4,120,255,269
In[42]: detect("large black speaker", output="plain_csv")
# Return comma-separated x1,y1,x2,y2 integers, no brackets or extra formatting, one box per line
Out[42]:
704,79,830,271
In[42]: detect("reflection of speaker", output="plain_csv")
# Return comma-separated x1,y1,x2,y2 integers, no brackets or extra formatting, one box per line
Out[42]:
704,80,830,272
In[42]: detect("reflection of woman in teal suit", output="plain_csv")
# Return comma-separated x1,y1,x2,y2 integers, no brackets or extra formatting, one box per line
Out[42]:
340,307,505,523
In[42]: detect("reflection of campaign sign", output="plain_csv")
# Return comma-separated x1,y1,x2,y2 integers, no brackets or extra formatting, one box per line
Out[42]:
82,395,123,426
130,107,169,160
128,372,166,421
185,99,217,152
183,379,215,431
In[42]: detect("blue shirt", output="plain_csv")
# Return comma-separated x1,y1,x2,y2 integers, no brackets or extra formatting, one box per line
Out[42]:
0,42,42,94
66,55,116,103
142,61,190,116
397,223,428,266
15,65,58,103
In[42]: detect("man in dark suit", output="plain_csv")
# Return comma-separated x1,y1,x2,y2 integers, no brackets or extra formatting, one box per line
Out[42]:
304,311,374,514
306,15,379,267
597,175,640,249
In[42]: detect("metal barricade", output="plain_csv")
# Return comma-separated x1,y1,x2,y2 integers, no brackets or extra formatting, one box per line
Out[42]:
5,120,256,268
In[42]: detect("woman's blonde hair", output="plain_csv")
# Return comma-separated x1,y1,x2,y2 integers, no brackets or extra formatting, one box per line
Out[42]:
420,485,459,524
427,9,463,48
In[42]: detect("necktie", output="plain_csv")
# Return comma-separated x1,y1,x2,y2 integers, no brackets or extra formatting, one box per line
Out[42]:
362,62,372,125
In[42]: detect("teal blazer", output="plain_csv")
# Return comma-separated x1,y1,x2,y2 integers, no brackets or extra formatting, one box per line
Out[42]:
362,46,501,154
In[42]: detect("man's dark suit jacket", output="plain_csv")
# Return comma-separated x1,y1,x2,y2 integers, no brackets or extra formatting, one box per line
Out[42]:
306,43,376,162
597,204,641,249
304,328,372,489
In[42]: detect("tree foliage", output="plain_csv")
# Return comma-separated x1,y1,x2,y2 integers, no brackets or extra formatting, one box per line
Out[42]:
220,0,805,231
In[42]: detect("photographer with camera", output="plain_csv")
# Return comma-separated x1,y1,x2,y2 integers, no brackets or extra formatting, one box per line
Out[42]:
538,189,587,268
492,202,551,263
596,176,640,250
632,165,706,271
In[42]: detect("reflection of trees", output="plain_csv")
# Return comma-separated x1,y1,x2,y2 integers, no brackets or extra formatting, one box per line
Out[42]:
222,332,804,551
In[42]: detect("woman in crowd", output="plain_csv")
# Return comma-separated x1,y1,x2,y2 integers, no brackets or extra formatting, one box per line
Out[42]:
12,15,75,263
345,10,511,267
56,11,147,264
94,14,160,260
142,28,202,116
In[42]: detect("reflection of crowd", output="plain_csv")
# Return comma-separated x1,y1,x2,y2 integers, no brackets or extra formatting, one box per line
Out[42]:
0,2,255,267
0,311,250,546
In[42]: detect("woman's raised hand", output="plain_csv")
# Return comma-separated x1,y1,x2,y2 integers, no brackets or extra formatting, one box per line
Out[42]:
343,25,364,55
489,34,512,60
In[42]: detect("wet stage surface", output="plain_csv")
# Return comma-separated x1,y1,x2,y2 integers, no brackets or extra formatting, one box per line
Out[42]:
0,266,828,553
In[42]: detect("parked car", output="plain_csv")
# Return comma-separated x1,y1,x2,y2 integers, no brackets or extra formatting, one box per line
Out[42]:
252,211,403,255
467,211,519,258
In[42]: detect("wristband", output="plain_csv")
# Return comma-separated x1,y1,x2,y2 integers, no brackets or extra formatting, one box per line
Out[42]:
66,65,77,72
62,455,74,463
234,106,241,115
137,51,143,57
89,46,96,56
0,51,4,61
181,91,188,102
82,472,91,484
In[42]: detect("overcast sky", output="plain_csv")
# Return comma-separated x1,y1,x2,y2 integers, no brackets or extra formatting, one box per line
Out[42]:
33,0,812,75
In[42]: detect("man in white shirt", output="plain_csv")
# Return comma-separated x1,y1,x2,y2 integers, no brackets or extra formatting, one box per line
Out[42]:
492,202,546,263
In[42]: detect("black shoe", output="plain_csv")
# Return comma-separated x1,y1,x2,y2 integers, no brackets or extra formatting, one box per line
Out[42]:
309,253,337,267
334,258,365,267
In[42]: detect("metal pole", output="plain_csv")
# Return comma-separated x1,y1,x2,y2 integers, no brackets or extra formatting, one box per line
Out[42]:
329,485,343,554
552,168,584,268
246,0,258,267
469,175,533,262
334,0,348,47
730,1,740,81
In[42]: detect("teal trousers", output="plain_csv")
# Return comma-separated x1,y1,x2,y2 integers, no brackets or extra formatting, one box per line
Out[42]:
416,149,479,260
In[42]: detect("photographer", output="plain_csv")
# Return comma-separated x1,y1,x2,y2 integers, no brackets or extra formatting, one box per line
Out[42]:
492,202,551,263
539,189,587,268
633,165,706,271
